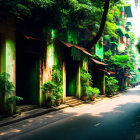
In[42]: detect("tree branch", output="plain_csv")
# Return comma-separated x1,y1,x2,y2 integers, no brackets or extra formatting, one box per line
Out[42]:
86,0,110,51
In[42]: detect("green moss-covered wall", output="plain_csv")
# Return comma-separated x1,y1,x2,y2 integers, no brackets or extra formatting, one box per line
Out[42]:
0,17,15,84
6,39,15,82
0,17,16,114
0,34,6,74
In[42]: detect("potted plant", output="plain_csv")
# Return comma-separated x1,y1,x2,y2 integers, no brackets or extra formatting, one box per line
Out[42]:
46,94,56,107
54,86,63,106
88,87,100,101
80,69,93,101
7,96,23,115
81,92,89,101
81,84,89,101
0,73,15,115
41,80,56,107
105,75,119,96
55,93,62,106
52,65,63,106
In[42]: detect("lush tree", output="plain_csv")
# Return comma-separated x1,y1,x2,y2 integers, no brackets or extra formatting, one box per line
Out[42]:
105,75,119,95
136,36,140,53
0,0,123,46
86,0,123,50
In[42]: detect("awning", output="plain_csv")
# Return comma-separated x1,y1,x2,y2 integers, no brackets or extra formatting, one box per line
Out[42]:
24,35,40,41
60,40,92,56
109,71,116,74
90,58,108,66
97,68,115,75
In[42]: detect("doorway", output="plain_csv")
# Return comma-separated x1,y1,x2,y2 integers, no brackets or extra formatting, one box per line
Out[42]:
66,54,79,96
16,33,40,104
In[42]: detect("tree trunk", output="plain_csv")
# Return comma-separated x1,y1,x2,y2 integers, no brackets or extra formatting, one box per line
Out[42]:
86,0,110,51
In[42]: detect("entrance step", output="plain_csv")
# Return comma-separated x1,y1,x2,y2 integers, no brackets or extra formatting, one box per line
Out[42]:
66,96,75,101
65,97,84,107
18,105,39,112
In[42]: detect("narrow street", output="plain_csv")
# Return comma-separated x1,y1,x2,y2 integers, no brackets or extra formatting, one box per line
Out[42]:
1,86,140,140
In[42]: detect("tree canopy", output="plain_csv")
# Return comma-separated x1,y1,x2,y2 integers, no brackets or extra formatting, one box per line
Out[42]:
0,0,123,49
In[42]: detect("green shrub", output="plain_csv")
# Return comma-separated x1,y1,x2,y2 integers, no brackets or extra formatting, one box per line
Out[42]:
80,68,93,96
52,65,63,100
7,96,23,115
7,96,23,105
41,80,56,94
105,75,119,95
0,73,23,115
0,73,15,95
87,87,100,97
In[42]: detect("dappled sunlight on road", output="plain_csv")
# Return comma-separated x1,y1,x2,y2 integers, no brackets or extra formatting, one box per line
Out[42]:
0,129,21,136
1,86,140,140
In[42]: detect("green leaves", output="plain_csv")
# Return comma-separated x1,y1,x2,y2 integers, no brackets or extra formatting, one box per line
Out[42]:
80,68,93,96
7,96,23,105
29,0,54,7
0,73,15,95
41,80,57,94
87,87,100,97
52,65,63,99
104,49,112,59
136,36,140,53
105,75,119,95
111,55,133,69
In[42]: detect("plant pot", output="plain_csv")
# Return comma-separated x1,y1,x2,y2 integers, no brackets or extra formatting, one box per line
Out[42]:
56,99,61,106
82,96,88,101
46,101,53,107
90,96,95,101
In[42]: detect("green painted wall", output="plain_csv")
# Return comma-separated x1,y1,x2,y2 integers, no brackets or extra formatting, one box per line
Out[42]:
6,39,15,82
0,29,15,114
66,30,81,97
1,35,6,73
95,41,104,60
0,34,15,82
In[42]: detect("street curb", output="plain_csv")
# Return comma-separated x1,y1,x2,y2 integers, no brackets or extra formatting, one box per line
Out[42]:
0,104,69,127
0,90,128,128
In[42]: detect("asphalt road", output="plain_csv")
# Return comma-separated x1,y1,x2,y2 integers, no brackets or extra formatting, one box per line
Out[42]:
1,86,140,140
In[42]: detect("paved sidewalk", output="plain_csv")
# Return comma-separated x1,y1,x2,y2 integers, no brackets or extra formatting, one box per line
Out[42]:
0,104,69,127
0,93,121,128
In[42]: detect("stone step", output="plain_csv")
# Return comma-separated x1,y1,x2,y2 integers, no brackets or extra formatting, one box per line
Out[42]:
69,102,83,107
18,105,39,112
65,97,84,107
65,98,82,103
66,96,75,101
65,101,83,105
65,100,83,105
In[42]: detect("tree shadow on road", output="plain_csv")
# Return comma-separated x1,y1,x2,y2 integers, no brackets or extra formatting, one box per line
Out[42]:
2,101,140,140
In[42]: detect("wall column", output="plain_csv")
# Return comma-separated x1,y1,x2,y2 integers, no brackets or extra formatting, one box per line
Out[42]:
63,61,66,103
76,64,81,98
102,72,105,95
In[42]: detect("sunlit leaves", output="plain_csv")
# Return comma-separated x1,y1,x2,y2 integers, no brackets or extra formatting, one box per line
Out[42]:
111,55,134,69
